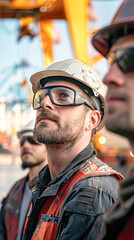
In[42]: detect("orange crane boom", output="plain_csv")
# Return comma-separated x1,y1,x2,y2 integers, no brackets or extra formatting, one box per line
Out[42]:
0,0,101,67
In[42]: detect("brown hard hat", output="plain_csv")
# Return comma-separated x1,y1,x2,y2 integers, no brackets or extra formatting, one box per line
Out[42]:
92,0,134,57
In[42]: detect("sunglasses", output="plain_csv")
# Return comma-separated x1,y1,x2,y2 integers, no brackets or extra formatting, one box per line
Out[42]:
107,47,134,73
33,85,96,110
20,137,39,147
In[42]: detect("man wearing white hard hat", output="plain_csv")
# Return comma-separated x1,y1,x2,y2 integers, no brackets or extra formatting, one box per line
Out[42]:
0,120,47,240
23,59,123,240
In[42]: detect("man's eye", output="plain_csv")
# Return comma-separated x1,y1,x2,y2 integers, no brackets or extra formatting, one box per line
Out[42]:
60,93,69,99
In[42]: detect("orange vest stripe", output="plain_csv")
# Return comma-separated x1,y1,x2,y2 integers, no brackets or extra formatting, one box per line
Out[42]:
31,161,123,240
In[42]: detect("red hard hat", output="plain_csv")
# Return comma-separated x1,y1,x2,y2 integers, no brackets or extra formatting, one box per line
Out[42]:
92,0,134,57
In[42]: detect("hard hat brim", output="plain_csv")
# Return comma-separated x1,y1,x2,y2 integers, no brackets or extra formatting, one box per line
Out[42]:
31,70,80,93
17,130,33,139
92,20,134,57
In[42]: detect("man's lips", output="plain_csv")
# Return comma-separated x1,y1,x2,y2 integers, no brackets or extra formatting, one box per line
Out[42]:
38,116,56,123
22,151,32,156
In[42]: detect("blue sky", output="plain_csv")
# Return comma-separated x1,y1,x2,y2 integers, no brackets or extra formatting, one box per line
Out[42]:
0,0,122,100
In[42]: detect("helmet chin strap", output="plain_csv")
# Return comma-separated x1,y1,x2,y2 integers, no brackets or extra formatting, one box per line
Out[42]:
91,126,98,139
94,126,98,135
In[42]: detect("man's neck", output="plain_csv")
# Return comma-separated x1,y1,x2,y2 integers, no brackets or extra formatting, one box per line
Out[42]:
46,138,90,180
28,162,46,181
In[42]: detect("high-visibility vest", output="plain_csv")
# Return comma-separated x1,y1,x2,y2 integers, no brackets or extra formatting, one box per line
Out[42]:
4,177,26,240
25,159,123,240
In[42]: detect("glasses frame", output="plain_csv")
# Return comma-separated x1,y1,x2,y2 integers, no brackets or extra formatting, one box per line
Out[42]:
33,85,96,111
107,47,134,73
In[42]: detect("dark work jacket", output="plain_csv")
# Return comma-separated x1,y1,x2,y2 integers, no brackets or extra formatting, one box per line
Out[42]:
96,197,134,240
0,176,27,240
23,143,123,240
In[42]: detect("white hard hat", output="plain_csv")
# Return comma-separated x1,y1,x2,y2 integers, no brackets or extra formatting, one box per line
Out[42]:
30,59,106,130
31,59,105,101
17,119,35,139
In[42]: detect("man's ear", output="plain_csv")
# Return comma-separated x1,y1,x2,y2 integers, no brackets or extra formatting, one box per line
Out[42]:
85,110,101,131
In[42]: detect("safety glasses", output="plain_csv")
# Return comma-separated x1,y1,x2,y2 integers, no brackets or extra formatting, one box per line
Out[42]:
107,47,134,73
33,85,96,110
20,137,39,147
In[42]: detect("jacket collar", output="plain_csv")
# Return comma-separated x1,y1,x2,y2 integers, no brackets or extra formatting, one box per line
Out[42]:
29,143,96,198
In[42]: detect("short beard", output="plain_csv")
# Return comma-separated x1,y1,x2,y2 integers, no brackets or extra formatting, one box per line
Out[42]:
105,111,134,141
21,160,44,169
34,122,80,149
108,127,134,142
34,109,87,148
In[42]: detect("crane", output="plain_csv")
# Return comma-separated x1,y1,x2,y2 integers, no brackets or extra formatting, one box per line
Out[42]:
0,0,101,67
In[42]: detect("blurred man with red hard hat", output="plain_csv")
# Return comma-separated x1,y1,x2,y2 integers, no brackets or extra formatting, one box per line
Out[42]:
91,0,134,239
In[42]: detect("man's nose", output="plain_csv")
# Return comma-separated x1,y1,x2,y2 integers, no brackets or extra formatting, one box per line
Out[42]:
21,140,30,148
41,94,55,110
103,63,125,86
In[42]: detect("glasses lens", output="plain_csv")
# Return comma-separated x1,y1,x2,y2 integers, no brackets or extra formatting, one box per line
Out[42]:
117,48,134,73
34,86,75,108
34,89,48,109
20,137,38,147
51,87,74,105
108,48,134,73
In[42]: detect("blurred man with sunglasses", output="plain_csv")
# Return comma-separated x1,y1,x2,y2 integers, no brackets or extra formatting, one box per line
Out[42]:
0,119,47,240
23,59,123,240
91,0,134,239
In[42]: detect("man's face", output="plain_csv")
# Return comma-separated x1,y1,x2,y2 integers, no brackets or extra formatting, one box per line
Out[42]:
20,136,47,169
34,81,93,148
103,35,134,140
